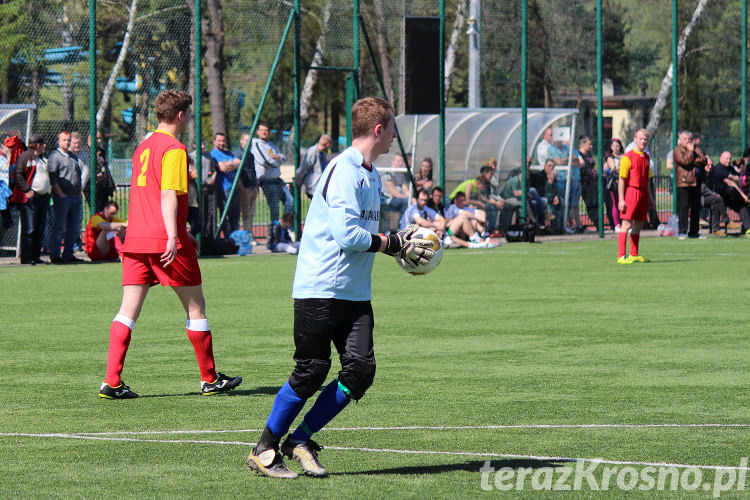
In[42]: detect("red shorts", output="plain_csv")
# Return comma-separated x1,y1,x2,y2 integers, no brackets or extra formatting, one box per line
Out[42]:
88,237,122,262
121,246,202,287
622,187,648,221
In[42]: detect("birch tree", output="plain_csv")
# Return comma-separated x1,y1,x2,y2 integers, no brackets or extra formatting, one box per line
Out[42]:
646,0,710,136
96,0,137,130
444,0,466,101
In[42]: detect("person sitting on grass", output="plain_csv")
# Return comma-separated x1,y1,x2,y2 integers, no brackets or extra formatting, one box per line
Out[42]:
398,188,445,235
84,200,128,262
443,191,496,249
267,212,301,254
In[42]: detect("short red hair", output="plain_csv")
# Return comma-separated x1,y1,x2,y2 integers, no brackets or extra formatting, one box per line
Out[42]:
351,97,394,139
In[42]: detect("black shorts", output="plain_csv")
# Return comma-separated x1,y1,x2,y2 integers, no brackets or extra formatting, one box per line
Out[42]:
292,298,374,364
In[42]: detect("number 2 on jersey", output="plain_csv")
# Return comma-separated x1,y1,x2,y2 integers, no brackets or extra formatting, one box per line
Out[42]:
137,148,150,187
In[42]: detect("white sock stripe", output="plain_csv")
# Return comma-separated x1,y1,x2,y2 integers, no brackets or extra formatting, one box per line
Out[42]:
186,318,210,331
113,315,135,330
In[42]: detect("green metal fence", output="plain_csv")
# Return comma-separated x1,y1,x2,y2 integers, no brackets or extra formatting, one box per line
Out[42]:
1,0,748,257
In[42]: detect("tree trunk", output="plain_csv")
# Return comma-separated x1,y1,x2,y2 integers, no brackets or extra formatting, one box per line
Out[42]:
288,0,331,145
444,0,466,101
646,0,710,136
204,0,226,137
97,0,138,130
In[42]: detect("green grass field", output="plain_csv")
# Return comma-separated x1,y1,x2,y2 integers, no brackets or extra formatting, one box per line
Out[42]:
2,236,749,498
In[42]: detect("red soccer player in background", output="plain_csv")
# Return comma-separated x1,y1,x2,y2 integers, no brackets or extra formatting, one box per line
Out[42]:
617,128,655,264
98,90,241,399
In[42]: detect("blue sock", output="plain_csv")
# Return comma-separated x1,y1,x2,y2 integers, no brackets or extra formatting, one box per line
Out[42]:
266,382,306,438
289,379,350,443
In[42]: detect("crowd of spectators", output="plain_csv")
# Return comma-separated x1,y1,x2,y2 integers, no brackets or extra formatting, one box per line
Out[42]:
5,121,750,266
668,131,750,238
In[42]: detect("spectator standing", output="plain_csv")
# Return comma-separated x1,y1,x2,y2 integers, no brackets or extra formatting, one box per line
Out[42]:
48,130,84,264
11,134,48,264
0,136,12,233
252,122,293,232
186,155,201,237
542,159,564,233
295,134,332,200
189,141,218,238
604,138,624,231
548,136,580,232
234,132,258,236
673,131,706,239
82,146,116,213
210,132,241,236
576,136,598,229
617,129,655,264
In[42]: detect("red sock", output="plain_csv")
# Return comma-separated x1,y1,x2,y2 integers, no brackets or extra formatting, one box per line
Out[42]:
105,317,133,387
618,232,627,258
186,324,217,382
630,233,640,256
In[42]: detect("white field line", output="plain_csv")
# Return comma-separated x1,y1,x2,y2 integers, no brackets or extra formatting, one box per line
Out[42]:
2,431,750,472
57,422,750,436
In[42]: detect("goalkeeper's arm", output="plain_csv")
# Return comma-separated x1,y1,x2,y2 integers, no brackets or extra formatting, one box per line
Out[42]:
366,224,436,266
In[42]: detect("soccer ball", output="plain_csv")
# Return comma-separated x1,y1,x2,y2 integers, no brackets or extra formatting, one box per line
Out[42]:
395,227,443,275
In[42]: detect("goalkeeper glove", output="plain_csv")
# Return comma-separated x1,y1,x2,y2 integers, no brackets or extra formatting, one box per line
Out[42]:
384,224,436,266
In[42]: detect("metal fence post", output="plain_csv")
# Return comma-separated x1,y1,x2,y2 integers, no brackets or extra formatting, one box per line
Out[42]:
596,0,603,238
194,0,202,250
671,0,678,215
89,0,97,215
520,0,527,223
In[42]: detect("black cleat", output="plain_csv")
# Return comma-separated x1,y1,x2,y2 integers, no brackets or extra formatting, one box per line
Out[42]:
99,382,139,399
247,447,298,479
281,437,328,477
200,372,242,395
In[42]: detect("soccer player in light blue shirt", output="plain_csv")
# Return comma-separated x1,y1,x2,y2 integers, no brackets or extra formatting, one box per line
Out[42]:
247,97,437,479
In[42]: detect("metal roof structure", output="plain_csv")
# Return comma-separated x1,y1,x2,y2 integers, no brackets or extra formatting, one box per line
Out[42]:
379,107,578,190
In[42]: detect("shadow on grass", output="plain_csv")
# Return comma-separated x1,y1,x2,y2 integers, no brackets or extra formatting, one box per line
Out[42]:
138,386,279,398
334,458,573,476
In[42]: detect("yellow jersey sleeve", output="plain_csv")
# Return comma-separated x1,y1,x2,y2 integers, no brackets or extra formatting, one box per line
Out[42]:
619,155,631,178
161,148,188,194
90,214,106,230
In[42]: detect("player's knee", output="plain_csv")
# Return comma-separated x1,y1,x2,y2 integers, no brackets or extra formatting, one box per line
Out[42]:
288,358,332,399
339,357,376,401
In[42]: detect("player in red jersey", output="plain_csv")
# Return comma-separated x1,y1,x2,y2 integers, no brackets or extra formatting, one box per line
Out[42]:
617,129,655,264
98,90,241,399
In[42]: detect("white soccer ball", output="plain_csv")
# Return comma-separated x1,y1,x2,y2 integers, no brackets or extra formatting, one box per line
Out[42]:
395,227,443,276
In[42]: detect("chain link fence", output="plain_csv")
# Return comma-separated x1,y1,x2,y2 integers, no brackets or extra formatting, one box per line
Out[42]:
1,0,748,257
